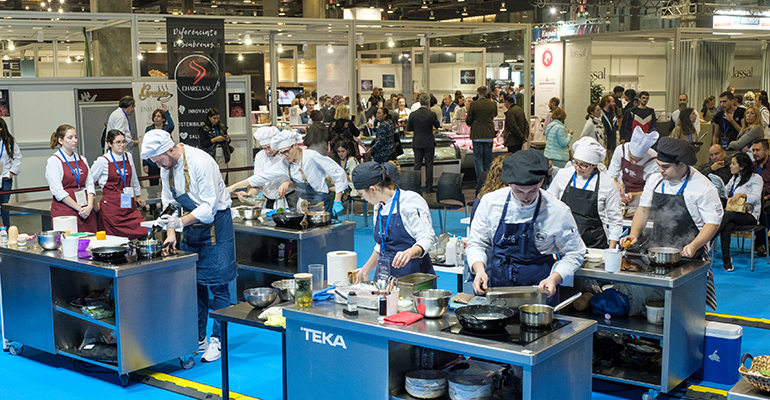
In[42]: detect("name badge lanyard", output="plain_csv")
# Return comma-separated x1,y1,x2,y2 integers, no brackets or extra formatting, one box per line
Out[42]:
59,149,81,189
662,169,690,195
758,163,764,175
0,141,4,160
730,180,737,197
378,188,400,254
122,109,131,134
572,170,596,189
110,151,127,189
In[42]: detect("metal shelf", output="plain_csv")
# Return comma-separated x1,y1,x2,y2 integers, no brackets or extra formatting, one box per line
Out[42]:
562,308,663,339
54,304,117,330
57,347,119,371
237,260,297,277
390,392,448,400
593,363,662,390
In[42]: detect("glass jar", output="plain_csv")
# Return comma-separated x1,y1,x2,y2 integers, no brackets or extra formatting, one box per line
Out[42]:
294,273,313,308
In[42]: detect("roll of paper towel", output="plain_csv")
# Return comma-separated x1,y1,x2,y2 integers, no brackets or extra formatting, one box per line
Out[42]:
327,251,357,285
53,216,78,234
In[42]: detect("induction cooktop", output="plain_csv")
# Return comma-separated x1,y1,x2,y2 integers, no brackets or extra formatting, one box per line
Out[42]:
442,318,571,345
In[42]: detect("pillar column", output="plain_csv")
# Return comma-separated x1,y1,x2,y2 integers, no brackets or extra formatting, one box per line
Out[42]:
89,0,132,77
303,0,325,19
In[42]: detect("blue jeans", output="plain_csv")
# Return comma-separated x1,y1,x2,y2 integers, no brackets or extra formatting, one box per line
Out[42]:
473,140,493,182
1,178,12,227
197,282,230,341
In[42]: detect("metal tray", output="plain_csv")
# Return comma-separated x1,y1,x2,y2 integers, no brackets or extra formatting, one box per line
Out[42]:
397,273,439,300
486,286,549,309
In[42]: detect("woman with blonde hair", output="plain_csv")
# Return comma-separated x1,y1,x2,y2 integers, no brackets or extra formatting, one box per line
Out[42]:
329,104,361,159
728,105,764,151
471,153,511,221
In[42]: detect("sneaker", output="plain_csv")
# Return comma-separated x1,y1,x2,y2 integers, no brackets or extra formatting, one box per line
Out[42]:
723,260,734,272
197,338,208,354
201,337,221,362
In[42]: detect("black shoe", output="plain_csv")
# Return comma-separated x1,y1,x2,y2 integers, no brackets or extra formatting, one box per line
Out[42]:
757,246,766,257
723,259,734,272
425,187,435,193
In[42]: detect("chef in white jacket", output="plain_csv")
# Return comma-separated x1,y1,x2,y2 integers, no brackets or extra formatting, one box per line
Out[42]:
608,127,659,207
467,149,586,305
228,130,347,215
0,118,21,228
547,137,623,249
235,126,287,209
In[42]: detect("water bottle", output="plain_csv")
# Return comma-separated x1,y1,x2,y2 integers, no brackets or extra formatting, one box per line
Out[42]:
445,237,457,265
0,227,7,247
456,237,464,268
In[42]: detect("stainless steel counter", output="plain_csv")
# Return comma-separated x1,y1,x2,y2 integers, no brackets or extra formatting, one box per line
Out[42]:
233,218,356,240
729,379,770,400
283,301,597,400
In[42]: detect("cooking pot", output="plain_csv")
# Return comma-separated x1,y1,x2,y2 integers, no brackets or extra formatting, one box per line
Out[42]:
454,304,515,333
518,293,582,328
235,205,261,220
646,247,681,266
130,239,167,258
306,211,331,226
90,245,130,262
272,210,305,227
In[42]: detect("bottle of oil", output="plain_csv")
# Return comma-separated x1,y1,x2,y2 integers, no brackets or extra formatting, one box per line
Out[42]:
294,273,313,308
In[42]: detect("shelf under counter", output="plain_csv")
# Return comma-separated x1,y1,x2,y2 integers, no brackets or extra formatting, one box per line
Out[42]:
54,303,117,331
57,347,119,371
562,307,663,339
236,259,297,277
593,363,662,390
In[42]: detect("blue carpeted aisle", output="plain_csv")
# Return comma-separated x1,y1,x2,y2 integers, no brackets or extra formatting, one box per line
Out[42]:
1,210,768,400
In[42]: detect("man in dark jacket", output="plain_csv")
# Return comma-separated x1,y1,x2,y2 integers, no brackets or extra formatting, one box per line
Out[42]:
697,144,733,186
407,93,440,192
620,91,656,144
502,95,528,154
466,86,498,181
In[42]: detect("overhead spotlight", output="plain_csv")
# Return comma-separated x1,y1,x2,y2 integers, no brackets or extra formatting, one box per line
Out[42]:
421,0,427,9
244,34,252,45
156,41,162,51
387,4,393,13
462,7,468,16
357,35,364,46
47,7,51,11
211,1,217,7
238,53,243,61
40,1,45,6
277,43,283,53
550,7,556,14
302,43,308,51
66,57,71,63
137,54,143,60
278,7,285,16
7,40,14,50
327,43,333,53
387,35,395,47
429,11,434,19
458,0,464,2
58,6,62,12
500,2,506,11
59,0,63,3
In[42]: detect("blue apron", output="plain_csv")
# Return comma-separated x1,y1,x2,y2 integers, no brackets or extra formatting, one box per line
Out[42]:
171,146,236,285
289,149,331,213
487,192,558,306
373,188,435,279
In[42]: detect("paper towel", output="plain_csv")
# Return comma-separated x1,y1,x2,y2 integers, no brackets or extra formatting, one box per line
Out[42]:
327,251,357,285
53,216,78,234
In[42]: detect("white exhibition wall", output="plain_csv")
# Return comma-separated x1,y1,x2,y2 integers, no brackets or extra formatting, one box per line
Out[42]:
358,61,483,99
316,45,350,98
563,41,592,146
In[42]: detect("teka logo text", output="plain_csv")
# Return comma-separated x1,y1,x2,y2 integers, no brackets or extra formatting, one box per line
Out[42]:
300,327,347,349
732,67,754,79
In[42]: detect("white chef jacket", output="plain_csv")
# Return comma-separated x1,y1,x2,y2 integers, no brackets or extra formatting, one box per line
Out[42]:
90,151,142,196
397,108,411,119
0,141,21,180
247,149,347,198
410,102,421,112
372,189,436,255
547,165,624,242
671,109,702,135
106,107,134,153
467,187,586,287
607,143,659,187
725,173,763,220
160,144,232,224
639,166,724,230
45,151,96,201
253,150,287,200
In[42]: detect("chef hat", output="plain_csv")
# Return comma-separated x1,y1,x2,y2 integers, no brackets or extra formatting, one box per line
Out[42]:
501,149,549,185
629,126,660,158
253,126,280,146
654,137,697,165
270,130,303,150
351,161,402,190
572,137,606,166
141,129,175,160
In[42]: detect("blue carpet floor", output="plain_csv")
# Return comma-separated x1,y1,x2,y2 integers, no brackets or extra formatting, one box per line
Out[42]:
1,210,768,400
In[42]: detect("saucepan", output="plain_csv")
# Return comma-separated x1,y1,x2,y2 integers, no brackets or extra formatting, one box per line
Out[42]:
129,239,170,258
306,211,331,227
646,247,682,266
454,304,515,332
518,293,582,328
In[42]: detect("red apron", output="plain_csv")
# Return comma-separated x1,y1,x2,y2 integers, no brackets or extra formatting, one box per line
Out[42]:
97,153,146,239
620,144,648,193
50,154,97,233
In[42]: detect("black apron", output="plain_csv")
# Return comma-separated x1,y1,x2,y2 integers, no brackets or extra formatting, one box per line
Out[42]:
560,171,608,249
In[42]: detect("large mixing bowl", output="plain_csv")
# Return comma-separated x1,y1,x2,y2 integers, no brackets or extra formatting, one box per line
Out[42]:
271,279,297,301
414,289,453,318
37,230,63,250
235,205,261,220
243,288,278,308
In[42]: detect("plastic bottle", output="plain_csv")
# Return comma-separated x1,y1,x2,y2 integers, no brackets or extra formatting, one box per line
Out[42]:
445,237,457,265
7,226,18,245
278,243,286,262
0,227,7,247
455,237,464,268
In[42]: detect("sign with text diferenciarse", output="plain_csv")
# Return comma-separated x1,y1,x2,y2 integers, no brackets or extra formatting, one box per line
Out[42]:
166,18,226,146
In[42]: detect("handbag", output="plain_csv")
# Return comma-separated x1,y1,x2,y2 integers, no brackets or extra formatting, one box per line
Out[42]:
725,196,748,213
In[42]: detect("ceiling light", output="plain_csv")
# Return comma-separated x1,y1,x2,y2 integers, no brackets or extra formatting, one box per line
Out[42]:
58,8,63,13
76,55,80,60
238,53,243,61
387,4,393,13
40,1,45,6
211,1,217,7
277,44,283,53
244,34,252,45
278,7,285,16
429,11,435,19
156,41,162,51
421,0,427,9
137,54,143,60
462,7,468,16
66,57,71,63
327,43,333,53
387,37,395,47
59,0,63,3
550,7,556,14
47,7,51,11
500,2,506,11
7,40,13,50
2,55,7,60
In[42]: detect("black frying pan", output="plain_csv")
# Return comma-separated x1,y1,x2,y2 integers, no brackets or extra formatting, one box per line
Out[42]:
454,305,515,332
90,246,129,261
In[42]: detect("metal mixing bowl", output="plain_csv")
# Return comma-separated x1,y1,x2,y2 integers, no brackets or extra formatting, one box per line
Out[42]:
243,288,278,308
37,230,63,250
236,205,261,220
271,279,297,301
413,289,453,318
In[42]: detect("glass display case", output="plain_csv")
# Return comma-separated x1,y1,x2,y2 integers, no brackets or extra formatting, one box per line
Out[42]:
359,133,461,164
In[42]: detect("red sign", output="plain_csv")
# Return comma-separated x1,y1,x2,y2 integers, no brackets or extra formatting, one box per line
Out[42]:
542,49,554,68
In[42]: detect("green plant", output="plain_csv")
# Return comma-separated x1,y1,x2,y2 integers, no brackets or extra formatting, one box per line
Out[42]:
590,83,605,105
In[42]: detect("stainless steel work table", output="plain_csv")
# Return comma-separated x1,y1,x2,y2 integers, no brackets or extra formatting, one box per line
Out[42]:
0,243,199,386
232,219,355,298
283,301,597,400
728,379,770,399
564,257,711,397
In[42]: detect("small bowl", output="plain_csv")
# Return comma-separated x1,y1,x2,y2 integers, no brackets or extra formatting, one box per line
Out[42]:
413,289,453,318
271,279,297,301
78,239,90,252
243,288,278,308
37,230,63,250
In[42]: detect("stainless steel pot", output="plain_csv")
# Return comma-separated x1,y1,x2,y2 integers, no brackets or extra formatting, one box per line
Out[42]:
413,289,453,318
131,239,167,258
518,293,582,327
306,211,331,226
647,247,682,265
236,205,261,220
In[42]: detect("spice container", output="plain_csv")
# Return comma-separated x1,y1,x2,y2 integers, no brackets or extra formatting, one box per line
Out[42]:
343,291,358,316
294,273,313,308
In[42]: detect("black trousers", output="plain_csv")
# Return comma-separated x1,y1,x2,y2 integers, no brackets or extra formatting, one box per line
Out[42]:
413,147,435,190
718,211,757,261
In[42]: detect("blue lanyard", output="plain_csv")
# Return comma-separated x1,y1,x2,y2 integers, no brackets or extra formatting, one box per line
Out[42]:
343,157,349,171
109,151,127,188
122,109,131,134
59,149,81,188
378,188,400,254
730,179,737,197
214,126,220,137
0,141,4,160
662,169,690,195
572,170,596,190
758,162,764,175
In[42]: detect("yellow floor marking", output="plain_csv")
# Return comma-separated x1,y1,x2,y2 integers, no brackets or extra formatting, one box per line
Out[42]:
688,384,728,396
135,369,262,400
707,312,770,325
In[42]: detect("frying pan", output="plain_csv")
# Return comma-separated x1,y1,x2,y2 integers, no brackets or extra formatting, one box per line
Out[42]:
90,245,130,261
454,304,515,333
272,210,305,227
518,293,582,328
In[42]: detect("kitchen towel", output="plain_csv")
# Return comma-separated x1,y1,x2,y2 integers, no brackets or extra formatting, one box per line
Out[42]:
53,216,78,234
327,251,357,286
383,312,424,326
313,285,335,301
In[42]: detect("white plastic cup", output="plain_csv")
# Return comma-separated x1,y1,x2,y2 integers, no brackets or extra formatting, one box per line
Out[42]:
646,303,665,324
61,236,78,258
604,249,622,273
308,264,324,292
